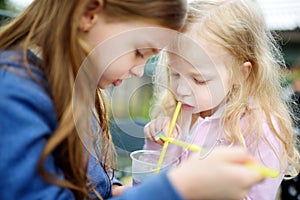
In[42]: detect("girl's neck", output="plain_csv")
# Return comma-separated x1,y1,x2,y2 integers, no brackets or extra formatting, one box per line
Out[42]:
189,108,215,128
191,98,228,125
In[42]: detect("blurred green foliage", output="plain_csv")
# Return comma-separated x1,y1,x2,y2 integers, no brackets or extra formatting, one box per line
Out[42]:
286,68,300,83
0,0,7,9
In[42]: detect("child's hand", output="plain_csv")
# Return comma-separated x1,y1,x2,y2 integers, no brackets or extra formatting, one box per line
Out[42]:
144,116,179,145
168,147,264,200
112,184,131,197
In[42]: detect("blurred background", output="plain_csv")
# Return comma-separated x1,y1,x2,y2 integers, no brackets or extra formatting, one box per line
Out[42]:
1,0,299,199
1,0,299,118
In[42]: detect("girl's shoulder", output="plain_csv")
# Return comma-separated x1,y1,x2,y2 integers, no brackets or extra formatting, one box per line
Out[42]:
0,49,56,129
0,49,44,77
0,49,50,94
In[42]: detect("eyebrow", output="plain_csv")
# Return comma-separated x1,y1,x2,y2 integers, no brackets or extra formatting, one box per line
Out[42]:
139,47,161,56
169,67,204,77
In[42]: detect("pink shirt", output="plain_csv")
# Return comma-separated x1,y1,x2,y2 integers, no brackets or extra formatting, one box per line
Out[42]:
144,107,286,200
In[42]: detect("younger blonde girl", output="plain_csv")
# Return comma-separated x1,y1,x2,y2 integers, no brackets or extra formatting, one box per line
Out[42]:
145,0,300,199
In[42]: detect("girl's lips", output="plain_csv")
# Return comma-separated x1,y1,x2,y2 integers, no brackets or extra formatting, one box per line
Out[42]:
113,79,122,87
181,103,195,111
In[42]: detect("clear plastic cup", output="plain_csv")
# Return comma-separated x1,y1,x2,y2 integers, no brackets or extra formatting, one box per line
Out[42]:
130,150,179,186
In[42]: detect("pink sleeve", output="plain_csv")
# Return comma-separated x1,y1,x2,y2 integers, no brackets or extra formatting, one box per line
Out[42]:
244,119,286,200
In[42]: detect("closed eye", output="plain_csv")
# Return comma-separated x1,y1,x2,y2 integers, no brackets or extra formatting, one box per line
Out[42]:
194,78,208,85
170,72,180,78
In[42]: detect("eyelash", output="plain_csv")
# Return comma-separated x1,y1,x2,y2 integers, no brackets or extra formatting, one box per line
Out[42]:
170,72,208,85
194,78,207,85
135,49,144,59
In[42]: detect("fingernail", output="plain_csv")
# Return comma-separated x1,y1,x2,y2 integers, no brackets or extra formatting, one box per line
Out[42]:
154,131,164,141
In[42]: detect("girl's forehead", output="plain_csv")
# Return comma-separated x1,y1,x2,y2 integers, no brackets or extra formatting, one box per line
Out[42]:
167,51,213,69
165,33,233,75
166,50,231,78
167,55,214,76
170,38,232,57
165,38,216,65
132,26,178,46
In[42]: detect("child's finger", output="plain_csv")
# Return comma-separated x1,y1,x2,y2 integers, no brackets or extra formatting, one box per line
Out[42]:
149,122,160,141
162,120,170,136
155,117,167,131
172,124,180,138
144,122,156,141
163,121,180,138
144,125,152,140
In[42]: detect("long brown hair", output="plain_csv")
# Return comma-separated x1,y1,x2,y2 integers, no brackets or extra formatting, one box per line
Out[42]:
0,0,187,199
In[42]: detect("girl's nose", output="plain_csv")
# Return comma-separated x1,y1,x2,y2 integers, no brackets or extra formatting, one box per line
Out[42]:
130,65,144,78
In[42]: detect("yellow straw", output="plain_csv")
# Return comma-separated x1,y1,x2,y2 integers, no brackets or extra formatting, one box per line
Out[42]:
245,162,280,178
157,135,279,178
157,134,202,152
155,102,182,173
154,101,279,178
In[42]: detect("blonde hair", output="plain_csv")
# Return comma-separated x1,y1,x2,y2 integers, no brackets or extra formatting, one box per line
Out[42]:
0,0,186,199
155,0,299,178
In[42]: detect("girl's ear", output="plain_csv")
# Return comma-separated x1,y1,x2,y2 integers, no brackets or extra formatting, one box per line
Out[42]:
79,0,104,32
232,61,252,86
240,61,252,79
